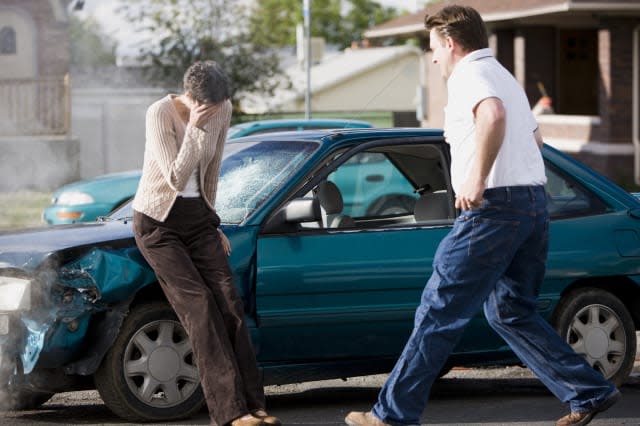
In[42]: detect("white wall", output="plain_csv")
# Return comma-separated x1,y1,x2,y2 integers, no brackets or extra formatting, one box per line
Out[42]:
72,88,167,179
282,51,420,113
0,135,78,191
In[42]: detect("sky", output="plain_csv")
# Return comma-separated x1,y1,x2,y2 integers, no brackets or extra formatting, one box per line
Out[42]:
78,0,426,55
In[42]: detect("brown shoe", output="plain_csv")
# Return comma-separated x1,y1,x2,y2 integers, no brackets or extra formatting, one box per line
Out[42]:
230,414,266,426
252,409,282,426
556,390,621,426
345,411,390,426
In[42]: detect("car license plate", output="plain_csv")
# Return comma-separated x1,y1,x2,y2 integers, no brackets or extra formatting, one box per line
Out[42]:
0,314,8,335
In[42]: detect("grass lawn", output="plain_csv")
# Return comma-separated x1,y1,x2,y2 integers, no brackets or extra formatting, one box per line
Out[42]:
0,192,52,230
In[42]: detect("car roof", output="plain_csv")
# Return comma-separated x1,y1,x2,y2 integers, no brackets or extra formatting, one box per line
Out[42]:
229,118,375,131
227,127,446,151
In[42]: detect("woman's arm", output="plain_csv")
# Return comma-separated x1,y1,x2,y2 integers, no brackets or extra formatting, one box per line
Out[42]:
145,101,220,191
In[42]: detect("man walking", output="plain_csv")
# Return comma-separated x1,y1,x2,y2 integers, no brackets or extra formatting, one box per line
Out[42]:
345,5,619,426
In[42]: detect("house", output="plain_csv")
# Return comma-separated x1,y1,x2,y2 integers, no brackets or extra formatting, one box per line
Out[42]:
0,0,78,191
365,0,640,189
241,43,423,127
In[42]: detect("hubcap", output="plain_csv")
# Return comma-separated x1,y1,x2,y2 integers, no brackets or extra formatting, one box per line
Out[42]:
567,304,626,379
148,346,181,382
124,320,199,408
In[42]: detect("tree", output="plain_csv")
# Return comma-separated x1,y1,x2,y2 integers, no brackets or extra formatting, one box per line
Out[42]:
342,0,399,45
249,0,399,49
69,15,117,67
116,0,285,108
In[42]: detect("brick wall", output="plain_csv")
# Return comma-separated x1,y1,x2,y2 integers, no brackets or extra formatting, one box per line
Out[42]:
572,151,638,191
601,18,634,144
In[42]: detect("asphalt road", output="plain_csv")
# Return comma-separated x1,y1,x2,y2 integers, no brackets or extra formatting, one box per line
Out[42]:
2,363,639,426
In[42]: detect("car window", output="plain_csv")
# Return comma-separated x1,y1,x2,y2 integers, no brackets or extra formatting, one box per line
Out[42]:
329,152,417,218
301,143,453,230
545,163,607,218
109,200,133,220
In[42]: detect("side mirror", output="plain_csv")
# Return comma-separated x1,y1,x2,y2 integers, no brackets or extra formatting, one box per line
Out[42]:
284,197,321,223
262,197,321,233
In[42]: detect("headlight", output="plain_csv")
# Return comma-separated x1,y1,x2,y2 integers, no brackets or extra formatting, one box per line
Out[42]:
0,277,31,311
56,191,95,206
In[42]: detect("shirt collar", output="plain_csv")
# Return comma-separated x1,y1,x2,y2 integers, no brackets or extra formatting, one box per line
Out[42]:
458,48,494,66
449,48,493,83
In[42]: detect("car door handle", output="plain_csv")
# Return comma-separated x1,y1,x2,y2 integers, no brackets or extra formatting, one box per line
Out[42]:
366,175,384,182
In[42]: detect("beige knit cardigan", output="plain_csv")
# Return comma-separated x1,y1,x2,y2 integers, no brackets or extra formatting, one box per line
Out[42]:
132,94,232,222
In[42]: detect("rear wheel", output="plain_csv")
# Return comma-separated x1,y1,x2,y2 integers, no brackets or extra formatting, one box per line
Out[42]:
554,288,636,386
95,302,205,421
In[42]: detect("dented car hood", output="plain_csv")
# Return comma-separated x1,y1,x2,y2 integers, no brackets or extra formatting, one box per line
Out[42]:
0,220,136,270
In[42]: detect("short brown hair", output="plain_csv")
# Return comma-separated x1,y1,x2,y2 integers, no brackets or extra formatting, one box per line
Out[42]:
424,5,488,52
183,60,230,105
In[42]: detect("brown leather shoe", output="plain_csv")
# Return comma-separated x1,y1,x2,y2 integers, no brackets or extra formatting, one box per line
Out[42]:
230,414,266,426
556,390,621,426
252,409,282,426
556,412,594,426
345,411,390,426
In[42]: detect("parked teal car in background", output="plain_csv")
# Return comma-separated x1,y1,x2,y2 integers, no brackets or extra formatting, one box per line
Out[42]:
43,118,374,224
3,128,639,422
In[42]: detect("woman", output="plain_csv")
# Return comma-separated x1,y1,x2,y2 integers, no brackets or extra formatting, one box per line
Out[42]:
132,60,280,426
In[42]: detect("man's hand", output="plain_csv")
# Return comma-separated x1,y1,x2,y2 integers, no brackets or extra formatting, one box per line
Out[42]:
455,178,486,210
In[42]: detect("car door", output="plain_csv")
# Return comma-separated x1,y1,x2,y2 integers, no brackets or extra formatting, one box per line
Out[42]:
254,140,455,362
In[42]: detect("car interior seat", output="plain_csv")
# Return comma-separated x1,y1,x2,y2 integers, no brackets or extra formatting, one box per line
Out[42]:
413,190,454,223
315,180,356,228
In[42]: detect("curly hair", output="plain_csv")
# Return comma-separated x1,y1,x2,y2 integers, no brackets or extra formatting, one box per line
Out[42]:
424,5,488,53
182,60,230,105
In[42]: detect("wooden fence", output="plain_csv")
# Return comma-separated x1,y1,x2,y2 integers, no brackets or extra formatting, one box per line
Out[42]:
0,75,70,136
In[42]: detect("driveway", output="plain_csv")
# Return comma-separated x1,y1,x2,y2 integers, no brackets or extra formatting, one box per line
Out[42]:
2,357,639,426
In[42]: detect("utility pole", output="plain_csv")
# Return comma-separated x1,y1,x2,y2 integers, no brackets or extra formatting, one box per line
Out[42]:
303,0,312,119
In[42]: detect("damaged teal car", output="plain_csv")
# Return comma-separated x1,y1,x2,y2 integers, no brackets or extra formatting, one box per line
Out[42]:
2,128,640,422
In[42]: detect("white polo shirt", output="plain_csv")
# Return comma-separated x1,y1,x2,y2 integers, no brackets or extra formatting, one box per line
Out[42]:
444,48,546,193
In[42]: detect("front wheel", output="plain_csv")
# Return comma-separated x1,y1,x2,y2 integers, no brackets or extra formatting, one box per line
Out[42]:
95,302,205,421
553,288,636,386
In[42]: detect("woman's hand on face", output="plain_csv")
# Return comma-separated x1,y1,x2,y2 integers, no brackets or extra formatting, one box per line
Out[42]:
189,102,220,130
218,228,232,256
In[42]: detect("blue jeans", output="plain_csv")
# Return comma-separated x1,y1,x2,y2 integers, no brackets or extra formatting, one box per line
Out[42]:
372,186,616,426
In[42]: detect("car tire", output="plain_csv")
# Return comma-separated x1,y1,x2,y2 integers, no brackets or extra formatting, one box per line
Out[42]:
94,302,205,422
553,288,636,386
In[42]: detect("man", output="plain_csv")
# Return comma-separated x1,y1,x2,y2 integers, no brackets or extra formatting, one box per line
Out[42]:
345,5,619,426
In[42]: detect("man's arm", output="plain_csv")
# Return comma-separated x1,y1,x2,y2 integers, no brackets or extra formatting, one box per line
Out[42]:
455,96,506,210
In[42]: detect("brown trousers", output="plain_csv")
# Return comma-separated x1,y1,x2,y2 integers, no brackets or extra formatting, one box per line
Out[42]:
133,197,265,426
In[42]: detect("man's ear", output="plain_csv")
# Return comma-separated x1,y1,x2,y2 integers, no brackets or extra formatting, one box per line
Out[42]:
446,36,467,56
444,36,456,51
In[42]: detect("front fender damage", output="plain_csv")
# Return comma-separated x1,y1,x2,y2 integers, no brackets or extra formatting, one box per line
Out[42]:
14,247,156,377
